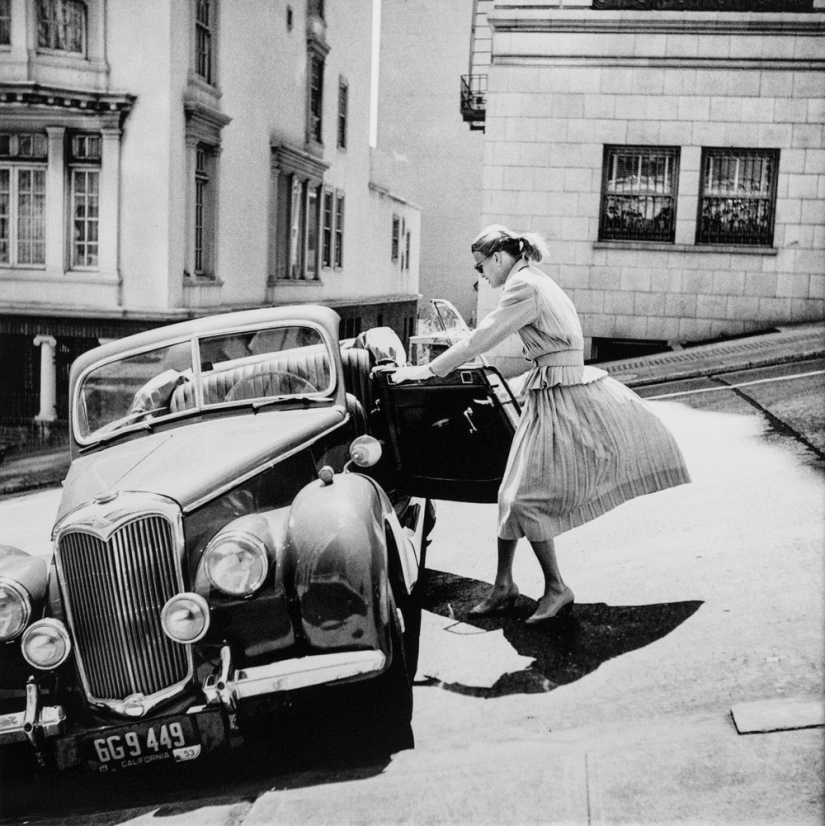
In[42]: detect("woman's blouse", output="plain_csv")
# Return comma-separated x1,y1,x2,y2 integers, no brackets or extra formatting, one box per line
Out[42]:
429,265,606,389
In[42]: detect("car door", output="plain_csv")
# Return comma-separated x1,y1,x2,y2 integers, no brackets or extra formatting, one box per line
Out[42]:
373,301,521,504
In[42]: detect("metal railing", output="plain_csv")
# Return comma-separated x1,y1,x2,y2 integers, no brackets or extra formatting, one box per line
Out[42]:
460,75,487,127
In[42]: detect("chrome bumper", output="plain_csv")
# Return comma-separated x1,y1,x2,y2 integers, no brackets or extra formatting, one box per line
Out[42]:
203,647,386,708
0,680,65,747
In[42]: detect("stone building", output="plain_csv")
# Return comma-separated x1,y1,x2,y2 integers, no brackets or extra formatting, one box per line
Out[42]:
0,0,420,427
464,0,824,373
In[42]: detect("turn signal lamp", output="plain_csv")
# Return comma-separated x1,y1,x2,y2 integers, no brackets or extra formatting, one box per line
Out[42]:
0,580,30,641
349,435,382,468
21,618,71,669
161,593,210,644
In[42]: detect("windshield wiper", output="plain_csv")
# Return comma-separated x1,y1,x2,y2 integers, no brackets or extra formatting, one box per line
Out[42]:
251,395,330,411
80,420,154,452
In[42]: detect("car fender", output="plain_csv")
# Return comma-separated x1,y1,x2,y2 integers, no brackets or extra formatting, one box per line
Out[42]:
286,472,393,657
0,545,48,608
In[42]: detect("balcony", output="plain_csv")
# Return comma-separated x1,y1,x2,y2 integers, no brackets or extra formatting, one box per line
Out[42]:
460,75,486,131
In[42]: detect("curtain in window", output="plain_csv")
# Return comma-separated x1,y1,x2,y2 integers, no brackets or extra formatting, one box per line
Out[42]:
38,0,86,53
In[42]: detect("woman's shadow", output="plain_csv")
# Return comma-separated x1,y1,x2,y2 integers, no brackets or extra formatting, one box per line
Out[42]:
419,569,703,698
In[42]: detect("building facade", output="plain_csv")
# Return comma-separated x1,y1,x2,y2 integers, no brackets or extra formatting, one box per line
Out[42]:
466,0,824,373
0,0,420,426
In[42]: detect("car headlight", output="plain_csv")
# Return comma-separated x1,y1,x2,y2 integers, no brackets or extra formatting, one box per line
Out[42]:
161,593,210,644
203,532,268,597
21,619,71,670
0,579,31,641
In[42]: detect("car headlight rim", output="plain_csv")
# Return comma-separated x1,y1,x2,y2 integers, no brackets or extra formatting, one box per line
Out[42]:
161,593,210,644
203,531,269,597
0,577,32,642
21,618,72,670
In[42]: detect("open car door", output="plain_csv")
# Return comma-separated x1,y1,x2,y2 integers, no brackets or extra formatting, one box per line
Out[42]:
373,300,521,504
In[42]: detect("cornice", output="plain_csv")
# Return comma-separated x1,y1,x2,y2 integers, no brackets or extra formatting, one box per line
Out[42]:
0,82,135,114
488,11,825,36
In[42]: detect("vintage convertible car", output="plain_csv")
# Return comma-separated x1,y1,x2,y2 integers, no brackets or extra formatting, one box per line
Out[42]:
0,301,520,772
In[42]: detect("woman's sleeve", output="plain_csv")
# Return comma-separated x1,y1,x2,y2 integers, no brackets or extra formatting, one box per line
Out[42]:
428,276,538,377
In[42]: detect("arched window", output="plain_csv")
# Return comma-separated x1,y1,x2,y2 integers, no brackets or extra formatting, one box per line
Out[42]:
37,0,87,55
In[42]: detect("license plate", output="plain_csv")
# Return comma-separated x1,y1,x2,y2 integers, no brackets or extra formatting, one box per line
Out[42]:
83,715,201,771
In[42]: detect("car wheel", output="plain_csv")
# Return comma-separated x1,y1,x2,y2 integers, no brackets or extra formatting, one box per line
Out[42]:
367,613,414,754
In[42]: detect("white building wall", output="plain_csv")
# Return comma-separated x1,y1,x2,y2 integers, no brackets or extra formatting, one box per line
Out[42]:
476,4,825,373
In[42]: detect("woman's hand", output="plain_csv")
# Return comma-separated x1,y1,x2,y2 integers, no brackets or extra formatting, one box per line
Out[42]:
389,364,434,384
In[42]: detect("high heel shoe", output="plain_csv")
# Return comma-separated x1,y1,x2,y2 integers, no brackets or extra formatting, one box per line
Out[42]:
469,583,520,616
524,588,575,625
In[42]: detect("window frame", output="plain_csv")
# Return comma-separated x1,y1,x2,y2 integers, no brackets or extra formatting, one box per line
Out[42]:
322,187,334,268
337,77,348,150
598,145,680,244
696,148,779,248
194,0,215,86
308,49,325,145
0,163,47,268
36,0,87,55
391,214,400,261
0,0,10,46
334,190,344,269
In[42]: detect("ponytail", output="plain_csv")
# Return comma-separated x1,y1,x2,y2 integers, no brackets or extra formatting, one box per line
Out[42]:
471,224,549,264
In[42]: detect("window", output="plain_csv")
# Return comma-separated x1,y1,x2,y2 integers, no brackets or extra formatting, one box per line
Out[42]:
0,134,48,267
334,192,344,268
697,149,778,247
195,0,214,84
194,144,217,276
391,214,400,261
306,184,320,276
405,231,411,271
338,79,348,149
0,0,10,45
322,189,333,267
599,146,679,243
37,0,86,54
309,51,324,144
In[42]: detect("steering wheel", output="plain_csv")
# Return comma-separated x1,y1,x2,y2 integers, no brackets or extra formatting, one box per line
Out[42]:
226,370,318,401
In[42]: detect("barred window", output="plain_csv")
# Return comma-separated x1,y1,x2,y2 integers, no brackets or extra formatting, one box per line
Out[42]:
698,149,778,247
338,79,348,149
37,0,86,54
599,146,679,243
0,166,46,266
0,0,11,45
334,193,344,268
71,168,99,268
195,0,213,84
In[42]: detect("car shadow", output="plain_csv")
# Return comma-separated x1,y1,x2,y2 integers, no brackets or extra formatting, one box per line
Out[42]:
419,569,703,699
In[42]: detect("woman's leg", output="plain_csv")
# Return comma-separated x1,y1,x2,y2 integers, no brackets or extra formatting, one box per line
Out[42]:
526,537,574,622
469,537,520,614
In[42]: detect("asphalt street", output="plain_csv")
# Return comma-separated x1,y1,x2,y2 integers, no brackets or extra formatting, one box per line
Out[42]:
0,324,823,825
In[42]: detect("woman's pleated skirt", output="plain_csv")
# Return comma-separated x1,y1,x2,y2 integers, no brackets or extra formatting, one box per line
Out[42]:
498,375,691,541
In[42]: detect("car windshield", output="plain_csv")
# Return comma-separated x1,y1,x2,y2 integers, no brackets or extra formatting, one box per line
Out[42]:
75,323,333,442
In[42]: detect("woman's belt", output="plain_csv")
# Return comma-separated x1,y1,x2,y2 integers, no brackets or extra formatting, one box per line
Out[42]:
530,350,584,368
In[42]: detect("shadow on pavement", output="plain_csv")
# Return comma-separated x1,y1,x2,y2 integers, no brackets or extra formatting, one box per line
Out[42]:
420,569,703,699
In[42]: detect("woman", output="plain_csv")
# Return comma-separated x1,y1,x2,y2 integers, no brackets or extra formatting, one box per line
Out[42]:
390,225,690,625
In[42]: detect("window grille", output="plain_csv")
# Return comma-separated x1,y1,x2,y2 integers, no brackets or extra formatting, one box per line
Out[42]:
0,0,10,45
599,146,679,243
196,0,213,84
697,149,778,247
71,168,99,268
338,79,348,149
334,193,344,268
37,0,86,54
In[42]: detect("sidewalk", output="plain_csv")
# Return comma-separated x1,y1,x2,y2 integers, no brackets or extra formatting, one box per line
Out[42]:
1,321,823,497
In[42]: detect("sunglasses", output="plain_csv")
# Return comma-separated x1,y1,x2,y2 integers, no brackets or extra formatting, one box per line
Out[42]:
474,255,491,274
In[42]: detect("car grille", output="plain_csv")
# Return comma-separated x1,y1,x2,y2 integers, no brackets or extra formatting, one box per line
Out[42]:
58,515,190,704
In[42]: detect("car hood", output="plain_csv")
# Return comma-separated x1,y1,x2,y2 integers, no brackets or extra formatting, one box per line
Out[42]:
56,406,346,523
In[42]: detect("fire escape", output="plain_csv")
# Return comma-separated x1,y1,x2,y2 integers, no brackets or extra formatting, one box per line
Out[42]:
460,0,492,132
